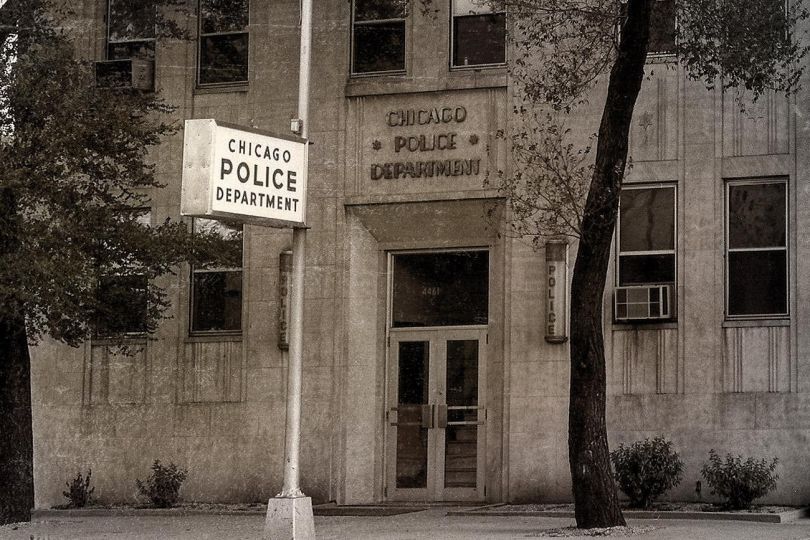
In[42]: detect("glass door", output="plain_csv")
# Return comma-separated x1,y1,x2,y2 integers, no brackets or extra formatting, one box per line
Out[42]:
386,329,486,501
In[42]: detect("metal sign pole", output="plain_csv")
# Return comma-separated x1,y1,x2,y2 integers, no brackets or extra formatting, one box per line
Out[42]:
264,0,314,533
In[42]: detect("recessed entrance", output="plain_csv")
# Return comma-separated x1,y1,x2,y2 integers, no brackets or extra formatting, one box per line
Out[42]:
385,250,488,502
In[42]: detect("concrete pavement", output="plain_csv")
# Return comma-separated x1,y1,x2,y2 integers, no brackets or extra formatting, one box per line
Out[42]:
4,507,810,539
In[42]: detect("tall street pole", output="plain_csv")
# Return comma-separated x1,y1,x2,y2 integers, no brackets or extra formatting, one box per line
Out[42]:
264,0,314,533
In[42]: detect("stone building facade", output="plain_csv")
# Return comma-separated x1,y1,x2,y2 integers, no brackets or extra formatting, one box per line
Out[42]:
30,0,810,508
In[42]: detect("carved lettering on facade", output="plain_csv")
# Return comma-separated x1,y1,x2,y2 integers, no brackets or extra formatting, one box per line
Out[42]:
371,105,482,180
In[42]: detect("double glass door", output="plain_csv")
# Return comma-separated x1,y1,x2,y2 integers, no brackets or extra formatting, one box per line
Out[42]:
386,329,486,501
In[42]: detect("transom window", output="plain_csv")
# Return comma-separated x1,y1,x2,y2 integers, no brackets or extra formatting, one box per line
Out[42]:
198,0,249,85
352,0,408,75
452,0,506,67
391,250,488,328
190,219,244,333
617,185,676,287
107,0,155,60
726,180,788,318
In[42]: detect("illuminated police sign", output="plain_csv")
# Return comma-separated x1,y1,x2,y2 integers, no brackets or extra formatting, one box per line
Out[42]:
181,119,308,227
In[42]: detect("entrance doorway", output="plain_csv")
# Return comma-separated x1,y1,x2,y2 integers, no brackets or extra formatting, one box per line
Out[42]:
385,250,488,502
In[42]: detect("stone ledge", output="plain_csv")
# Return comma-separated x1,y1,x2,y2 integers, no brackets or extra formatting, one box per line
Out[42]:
446,504,810,523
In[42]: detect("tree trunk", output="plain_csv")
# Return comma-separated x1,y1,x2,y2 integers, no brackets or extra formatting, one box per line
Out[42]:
0,314,33,525
568,0,652,529
0,182,33,524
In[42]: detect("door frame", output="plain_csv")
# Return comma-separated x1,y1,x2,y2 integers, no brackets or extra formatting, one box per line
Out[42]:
382,248,490,502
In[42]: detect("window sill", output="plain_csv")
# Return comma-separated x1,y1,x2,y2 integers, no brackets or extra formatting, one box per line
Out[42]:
194,83,249,95
345,68,507,97
90,335,149,344
646,53,676,64
185,333,243,343
722,318,790,328
611,321,678,331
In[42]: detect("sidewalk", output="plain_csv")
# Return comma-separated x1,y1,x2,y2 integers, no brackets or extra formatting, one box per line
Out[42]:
5,507,810,539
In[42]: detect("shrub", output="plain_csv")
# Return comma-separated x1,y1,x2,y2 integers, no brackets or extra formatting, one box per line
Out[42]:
62,469,95,508
610,436,684,509
700,449,778,510
136,460,188,508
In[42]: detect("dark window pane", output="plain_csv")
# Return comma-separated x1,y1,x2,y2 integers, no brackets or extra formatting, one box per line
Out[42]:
201,0,249,33
396,340,428,489
107,40,155,60
649,0,676,53
453,14,506,66
353,22,406,73
392,251,488,327
398,341,428,405
95,275,148,335
445,425,477,487
729,183,786,249
728,250,787,316
620,187,675,252
355,0,407,22
618,254,675,286
191,271,243,331
200,33,249,84
446,340,478,406
108,0,155,41
620,0,675,54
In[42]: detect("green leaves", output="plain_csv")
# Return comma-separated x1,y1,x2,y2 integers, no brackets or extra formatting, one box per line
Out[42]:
700,449,779,510
0,1,235,346
610,436,684,509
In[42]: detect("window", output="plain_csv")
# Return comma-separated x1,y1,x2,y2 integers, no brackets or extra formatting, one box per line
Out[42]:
726,180,788,318
198,0,249,85
620,0,675,55
452,0,506,67
352,0,407,74
617,185,676,287
107,0,155,60
93,209,151,337
190,218,243,333
391,250,488,327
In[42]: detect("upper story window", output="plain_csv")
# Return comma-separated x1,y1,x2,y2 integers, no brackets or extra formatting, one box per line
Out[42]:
107,0,155,60
726,179,788,318
620,0,675,55
451,0,506,67
352,0,407,75
617,185,676,287
190,218,244,333
198,0,249,85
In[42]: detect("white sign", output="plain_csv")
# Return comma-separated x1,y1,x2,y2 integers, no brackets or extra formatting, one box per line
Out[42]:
181,119,308,227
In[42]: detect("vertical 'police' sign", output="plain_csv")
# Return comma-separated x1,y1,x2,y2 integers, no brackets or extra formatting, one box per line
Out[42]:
181,119,308,227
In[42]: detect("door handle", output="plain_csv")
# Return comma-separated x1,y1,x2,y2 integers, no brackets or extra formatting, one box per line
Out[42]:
436,404,447,429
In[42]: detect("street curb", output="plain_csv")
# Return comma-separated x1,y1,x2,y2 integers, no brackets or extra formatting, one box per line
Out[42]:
446,505,810,523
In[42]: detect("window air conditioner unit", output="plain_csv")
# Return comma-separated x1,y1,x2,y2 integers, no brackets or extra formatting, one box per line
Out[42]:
614,284,671,322
95,59,154,90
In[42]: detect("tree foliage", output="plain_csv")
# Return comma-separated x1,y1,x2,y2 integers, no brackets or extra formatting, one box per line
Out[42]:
0,0,236,347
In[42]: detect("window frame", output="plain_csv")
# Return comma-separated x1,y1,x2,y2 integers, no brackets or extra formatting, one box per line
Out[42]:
449,0,507,70
189,218,245,335
350,0,408,77
724,178,789,320
92,208,153,339
106,0,156,60
197,0,250,87
615,183,678,289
